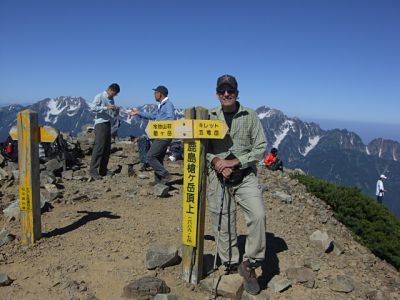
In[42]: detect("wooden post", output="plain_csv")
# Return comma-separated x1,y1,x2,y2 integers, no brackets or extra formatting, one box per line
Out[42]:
17,109,41,245
10,110,59,245
144,109,227,284
182,107,208,284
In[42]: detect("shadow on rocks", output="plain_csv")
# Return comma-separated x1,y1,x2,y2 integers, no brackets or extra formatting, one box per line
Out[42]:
42,210,121,238
238,232,288,289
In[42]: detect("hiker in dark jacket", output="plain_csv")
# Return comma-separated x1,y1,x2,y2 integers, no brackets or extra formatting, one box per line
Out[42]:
129,85,176,185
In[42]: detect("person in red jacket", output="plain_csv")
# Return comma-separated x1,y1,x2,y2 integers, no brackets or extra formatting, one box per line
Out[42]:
263,147,283,171
6,142,13,156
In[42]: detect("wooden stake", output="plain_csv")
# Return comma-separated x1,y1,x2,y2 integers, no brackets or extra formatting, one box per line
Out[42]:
182,107,208,284
17,109,41,245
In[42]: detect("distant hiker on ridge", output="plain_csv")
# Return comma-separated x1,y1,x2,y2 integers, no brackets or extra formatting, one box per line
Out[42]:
129,85,176,185
376,174,387,204
89,83,120,180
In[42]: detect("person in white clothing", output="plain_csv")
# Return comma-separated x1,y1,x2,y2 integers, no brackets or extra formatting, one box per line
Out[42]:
376,174,387,204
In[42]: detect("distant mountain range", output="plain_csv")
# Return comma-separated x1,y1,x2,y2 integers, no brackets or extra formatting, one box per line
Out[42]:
1,97,399,217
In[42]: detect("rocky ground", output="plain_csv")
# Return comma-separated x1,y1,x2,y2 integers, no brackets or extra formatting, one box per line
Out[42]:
0,137,399,300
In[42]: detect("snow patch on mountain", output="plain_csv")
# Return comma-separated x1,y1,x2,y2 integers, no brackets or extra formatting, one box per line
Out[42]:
273,120,291,148
258,110,274,119
45,98,63,122
66,101,81,116
302,135,321,156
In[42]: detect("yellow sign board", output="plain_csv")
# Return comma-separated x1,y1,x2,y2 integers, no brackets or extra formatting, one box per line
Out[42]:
146,120,228,139
145,120,193,139
193,120,228,139
10,125,59,143
182,139,201,247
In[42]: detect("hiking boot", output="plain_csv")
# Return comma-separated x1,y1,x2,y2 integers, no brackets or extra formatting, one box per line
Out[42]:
89,171,102,180
238,260,260,295
105,170,115,177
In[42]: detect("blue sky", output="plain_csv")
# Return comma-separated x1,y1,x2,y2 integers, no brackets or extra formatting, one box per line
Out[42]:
1,0,399,125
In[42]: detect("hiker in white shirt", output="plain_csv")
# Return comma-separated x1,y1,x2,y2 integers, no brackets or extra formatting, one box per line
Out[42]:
376,174,387,204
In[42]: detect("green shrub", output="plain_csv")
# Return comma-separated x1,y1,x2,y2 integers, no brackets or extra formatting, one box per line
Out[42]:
292,173,400,270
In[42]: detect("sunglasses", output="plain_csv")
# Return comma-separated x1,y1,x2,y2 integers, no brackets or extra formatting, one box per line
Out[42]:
217,88,237,95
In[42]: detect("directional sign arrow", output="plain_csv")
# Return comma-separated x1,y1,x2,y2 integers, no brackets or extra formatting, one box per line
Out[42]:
10,125,59,143
145,120,193,139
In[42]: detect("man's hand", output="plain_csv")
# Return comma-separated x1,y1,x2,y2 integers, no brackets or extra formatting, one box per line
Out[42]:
128,108,140,116
221,167,233,179
107,104,117,111
214,159,240,173
212,158,240,173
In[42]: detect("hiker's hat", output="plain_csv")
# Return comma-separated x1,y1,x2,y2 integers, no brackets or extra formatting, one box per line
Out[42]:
380,174,387,179
152,85,168,96
216,74,238,90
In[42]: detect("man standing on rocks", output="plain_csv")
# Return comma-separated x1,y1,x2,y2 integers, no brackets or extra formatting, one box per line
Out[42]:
129,85,175,185
206,74,267,295
376,174,387,204
89,83,120,179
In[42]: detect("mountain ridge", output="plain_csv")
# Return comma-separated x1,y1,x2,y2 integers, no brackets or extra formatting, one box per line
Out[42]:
0,97,399,217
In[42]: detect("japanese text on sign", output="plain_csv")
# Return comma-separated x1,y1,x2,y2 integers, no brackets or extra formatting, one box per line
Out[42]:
151,122,173,138
193,120,228,139
182,139,201,247
19,186,32,211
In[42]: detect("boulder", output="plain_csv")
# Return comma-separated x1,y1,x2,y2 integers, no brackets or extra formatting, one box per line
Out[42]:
122,277,170,299
273,191,292,204
40,171,57,185
3,200,20,220
73,169,87,177
0,229,15,247
153,184,170,197
241,290,270,299
121,164,135,177
45,159,64,175
146,244,180,270
0,168,9,181
154,294,178,300
137,173,150,179
62,170,74,180
286,267,315,287
0,273,13,286
303,258,321,271
267,275,292,293
329,275,354,293
11,170,19,180
3,197,49,221
366,290,387,300
43,184,63,201
200,273,244,299
309,230,334,253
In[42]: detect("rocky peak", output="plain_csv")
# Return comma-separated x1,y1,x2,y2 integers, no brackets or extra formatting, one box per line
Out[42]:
367,138,399,161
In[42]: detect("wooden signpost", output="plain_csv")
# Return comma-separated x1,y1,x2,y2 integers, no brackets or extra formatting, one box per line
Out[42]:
145,107,228,284
9,109,59,245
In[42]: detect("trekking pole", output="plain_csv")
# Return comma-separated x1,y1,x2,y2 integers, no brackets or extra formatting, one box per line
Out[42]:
211,178,226,299
213,178,226,271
